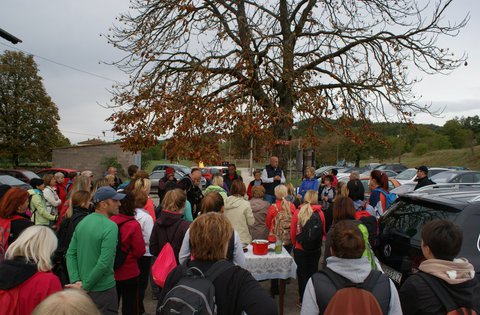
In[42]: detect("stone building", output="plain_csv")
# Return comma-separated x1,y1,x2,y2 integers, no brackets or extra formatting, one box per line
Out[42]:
52,142,141,179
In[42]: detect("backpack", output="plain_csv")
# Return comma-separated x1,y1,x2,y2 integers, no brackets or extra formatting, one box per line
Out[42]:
0,215,23,263
417,272,478,315
311,268,391,315
355,210,378,248
271,203,292,245
355,221,377,270
158,260,234,315
373,188,397,211
296,212,323,252
113,219,134,269
152,220,183,287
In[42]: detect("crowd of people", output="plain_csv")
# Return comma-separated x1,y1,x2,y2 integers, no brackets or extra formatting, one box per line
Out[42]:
0,158,478,315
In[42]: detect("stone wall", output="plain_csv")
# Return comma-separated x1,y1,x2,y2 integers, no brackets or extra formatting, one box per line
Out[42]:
52,143,141,179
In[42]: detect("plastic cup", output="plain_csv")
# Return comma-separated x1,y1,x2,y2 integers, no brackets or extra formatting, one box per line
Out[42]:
274,240,283,254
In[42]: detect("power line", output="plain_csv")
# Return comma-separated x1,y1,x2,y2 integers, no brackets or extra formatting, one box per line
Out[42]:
0,42,118,82
60,129,107,138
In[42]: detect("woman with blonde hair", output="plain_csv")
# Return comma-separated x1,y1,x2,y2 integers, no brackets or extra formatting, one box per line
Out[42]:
204,174,228,200
298,167,319,202
149,189,190,269
42,174,61,219
58,174,92,227
0,225,62,314
32,289,101,315
54,190,92,285
131,177,161,222
290,190,326,306
265,184,296,298
158,213,277,315
266,184,296,250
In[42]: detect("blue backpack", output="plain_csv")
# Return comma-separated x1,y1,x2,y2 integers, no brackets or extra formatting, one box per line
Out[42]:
373,188,397,209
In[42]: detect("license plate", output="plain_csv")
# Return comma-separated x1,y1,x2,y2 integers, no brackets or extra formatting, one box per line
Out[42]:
380,262,403,284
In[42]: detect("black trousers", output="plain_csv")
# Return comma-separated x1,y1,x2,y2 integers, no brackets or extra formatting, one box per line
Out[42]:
116,276,140,315
137,256,152,314
293,248,321,302
89,287,118,315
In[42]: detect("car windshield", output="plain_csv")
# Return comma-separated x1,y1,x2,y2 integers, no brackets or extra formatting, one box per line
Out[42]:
23,171,40,180
382,200,458,245
315,166,333,174
179,166,191,174
0,175,26,186
430,172,458,183
150,172,164,179
396,169,417,180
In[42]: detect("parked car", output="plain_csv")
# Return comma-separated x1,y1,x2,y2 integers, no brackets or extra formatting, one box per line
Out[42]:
149,170,184,195
430,170,480,184
360,169,398,178
36,168,79,178
0,169,39,184
36,168,79,185
314,165,337,178
375,163,408,173
336,166,366,174
152,164,191,175
376,183,480,285
390,182,416,195
0,175,32,190
338,176,401,200
395,167,449,185
200,166,228,182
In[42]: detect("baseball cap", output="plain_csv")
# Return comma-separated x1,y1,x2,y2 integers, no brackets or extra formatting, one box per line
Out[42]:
93,186,126,203
416,166,429,173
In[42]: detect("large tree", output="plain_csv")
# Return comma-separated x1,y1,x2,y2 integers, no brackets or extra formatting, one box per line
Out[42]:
108,0,467,163
0,51,67,166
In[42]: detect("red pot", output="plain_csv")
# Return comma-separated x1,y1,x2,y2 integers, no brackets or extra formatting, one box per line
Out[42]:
252,240,269,255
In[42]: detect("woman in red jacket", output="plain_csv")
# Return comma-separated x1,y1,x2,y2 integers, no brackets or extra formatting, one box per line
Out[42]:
0,225,62,315
265,184,296,251
110,192,146,315
290,190,326,306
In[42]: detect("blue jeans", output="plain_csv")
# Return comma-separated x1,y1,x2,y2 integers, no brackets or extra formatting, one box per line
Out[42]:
265,194,276,204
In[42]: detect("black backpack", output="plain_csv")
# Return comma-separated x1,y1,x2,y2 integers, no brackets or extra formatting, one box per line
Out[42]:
296,212,323,252
114,219,134,269
158,260,233,315
416,272,478,315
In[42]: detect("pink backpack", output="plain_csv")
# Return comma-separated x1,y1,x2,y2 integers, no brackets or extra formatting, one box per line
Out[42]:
152,242,177,287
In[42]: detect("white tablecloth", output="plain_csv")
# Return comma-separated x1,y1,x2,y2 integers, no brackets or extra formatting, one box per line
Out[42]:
244,244,297,281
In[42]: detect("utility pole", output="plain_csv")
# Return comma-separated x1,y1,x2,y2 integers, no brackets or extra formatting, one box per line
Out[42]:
249,137,254,176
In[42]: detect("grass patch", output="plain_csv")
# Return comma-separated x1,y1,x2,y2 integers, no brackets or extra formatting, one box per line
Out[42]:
370,145,480,170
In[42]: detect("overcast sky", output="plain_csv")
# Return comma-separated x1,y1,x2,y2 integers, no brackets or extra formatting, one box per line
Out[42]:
1,0,479,144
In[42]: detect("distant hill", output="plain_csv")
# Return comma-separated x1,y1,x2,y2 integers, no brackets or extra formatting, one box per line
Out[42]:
372,145,480,170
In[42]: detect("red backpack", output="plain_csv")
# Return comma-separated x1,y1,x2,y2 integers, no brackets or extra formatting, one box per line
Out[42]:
0,215,23,263
311,268,391,315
